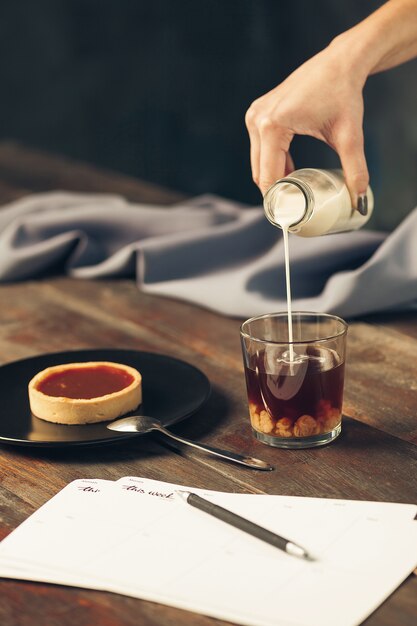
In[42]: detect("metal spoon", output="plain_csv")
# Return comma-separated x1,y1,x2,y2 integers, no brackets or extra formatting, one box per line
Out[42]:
107,415,273,471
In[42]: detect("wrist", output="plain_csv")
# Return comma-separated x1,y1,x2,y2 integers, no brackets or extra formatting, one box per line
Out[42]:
327,28,380,88
329,1,417,78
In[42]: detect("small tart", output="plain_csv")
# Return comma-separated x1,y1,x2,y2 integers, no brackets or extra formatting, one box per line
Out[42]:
28,361,142,425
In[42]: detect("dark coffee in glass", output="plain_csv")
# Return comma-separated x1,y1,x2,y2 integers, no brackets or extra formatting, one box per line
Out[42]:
240,313,347,448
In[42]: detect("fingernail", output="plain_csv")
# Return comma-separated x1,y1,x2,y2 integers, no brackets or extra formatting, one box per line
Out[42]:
357,194,368,216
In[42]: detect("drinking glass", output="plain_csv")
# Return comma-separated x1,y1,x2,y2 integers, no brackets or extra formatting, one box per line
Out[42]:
240,312,348,449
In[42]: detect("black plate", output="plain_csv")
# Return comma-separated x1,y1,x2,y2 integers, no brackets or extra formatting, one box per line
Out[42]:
0,349,211,447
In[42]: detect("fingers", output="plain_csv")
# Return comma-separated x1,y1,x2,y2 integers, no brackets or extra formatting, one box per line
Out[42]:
258,122,291,195
246,106,294,196
245,107,260,187
248,127,260,188
285,152,295,176
246,99,368,206
334,127,369,211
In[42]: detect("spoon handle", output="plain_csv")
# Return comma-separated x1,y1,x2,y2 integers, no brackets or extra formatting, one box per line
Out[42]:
156,425,273,471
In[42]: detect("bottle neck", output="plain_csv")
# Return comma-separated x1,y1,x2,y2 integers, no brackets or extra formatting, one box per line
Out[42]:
263,178,314,231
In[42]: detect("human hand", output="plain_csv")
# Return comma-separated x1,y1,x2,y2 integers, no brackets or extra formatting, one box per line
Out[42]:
245,39,369,211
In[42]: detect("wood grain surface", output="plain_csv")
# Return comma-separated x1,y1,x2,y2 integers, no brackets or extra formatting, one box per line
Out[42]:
0,143,415,626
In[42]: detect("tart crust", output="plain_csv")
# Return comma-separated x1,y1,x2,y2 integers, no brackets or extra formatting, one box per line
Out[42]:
28,361,142,425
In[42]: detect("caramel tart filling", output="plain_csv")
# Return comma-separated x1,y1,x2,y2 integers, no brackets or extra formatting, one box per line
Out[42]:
37,364,135,399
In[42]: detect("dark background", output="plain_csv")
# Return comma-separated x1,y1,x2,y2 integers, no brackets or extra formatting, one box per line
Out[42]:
0,0,416,230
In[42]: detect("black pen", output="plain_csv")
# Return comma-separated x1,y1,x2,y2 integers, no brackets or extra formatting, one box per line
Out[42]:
176,490,312,560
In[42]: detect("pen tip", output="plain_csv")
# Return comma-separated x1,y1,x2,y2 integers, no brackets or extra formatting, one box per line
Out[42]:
286,542,312,560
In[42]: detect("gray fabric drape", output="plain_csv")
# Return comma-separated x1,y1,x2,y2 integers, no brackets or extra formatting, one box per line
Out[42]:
1,191,416,318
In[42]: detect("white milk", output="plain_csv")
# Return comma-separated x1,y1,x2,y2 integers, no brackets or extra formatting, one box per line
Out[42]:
269,182,307,362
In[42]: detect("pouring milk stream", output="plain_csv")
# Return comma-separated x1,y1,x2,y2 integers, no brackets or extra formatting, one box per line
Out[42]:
263,168,373,361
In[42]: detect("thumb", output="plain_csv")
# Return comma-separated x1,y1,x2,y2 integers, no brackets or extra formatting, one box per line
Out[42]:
335,127,369,213
284,151,295,176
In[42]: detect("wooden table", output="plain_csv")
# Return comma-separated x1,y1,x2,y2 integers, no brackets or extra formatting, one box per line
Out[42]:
0,142,416,626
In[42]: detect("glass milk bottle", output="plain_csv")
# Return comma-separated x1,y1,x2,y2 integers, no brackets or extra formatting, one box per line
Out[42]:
263,168,373,236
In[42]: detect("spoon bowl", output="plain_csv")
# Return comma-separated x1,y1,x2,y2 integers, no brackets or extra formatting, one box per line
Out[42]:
107,415,161,435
